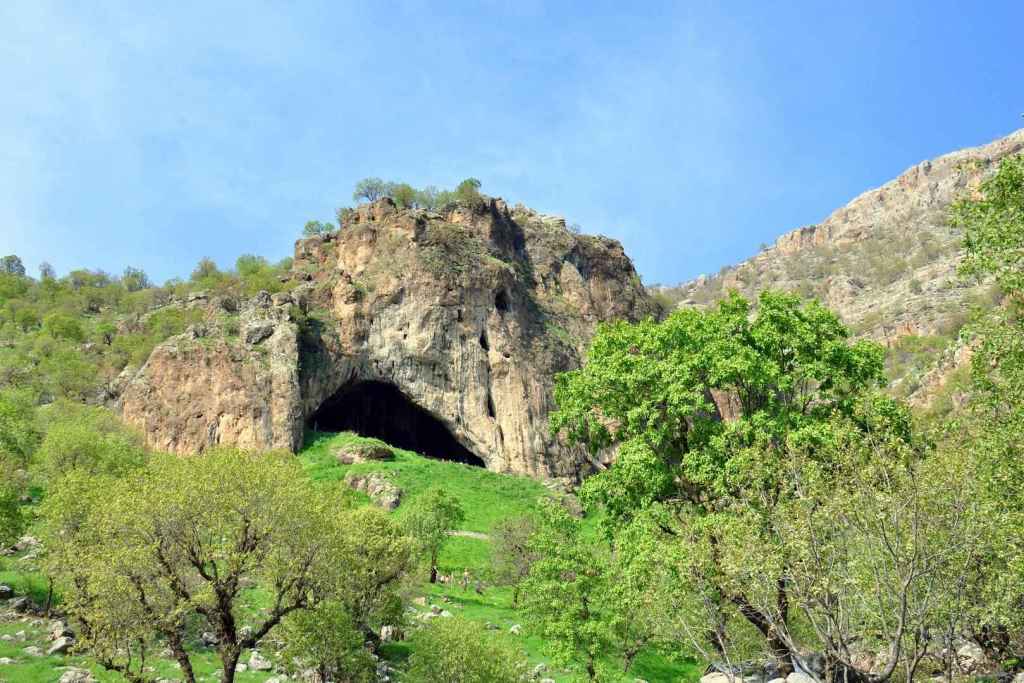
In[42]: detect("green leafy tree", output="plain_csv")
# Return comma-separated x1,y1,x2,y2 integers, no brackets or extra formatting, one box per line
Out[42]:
551,290,885,673
279,601,376,683
390,182,418,208
121,266,151,292
404,617,529,683
0,388,41,472
454,177,484,209
353,177,388,203
401,487,465,583
38,261,56,280
490,514,538,607
303,220,333,237
42,311,85,342
0,482,23,548
35,402,147,483
190,256,221,283
41,449,359,683
0,254,25,276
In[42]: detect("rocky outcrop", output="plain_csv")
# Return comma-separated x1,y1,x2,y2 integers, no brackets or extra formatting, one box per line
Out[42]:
667,128,1024,404
120,197,656,478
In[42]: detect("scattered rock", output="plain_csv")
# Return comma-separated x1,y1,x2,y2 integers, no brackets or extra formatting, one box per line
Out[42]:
9,596,30,613
0,584,12,599
429,605,442,615
786,673,816,683
243,321,276,346
380,624,402,642
702,674,738,683
956,641,985,673
59,669,96,683
0,657,14,665
532,663,548,678
248,650,273,671
344,472,402,510
50,619,75,640
200,631,219,647
333,443,394,465
22,645,43,657
509,624,522,635
236,663,248,672
48,636,75,655
412,596,427,607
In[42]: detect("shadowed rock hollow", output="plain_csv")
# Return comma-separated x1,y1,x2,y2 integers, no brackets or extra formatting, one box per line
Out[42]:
119,197,656,478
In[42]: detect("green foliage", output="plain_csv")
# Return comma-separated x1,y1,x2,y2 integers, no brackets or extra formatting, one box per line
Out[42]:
402,486,465,582
404,617,530,683
552,290,888,671
280,601,376,683
353,177,388,202
490,514,538,607
42,311,84,342
189,256,221,283
40,448,379,683
0,255,26,276
120,266,150,292
0,482,24,548
955,153,1024,292
303,219,334,237
35,402,147,483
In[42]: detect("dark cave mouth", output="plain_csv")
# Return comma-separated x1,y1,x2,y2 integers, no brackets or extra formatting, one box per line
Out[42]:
307,380,486,467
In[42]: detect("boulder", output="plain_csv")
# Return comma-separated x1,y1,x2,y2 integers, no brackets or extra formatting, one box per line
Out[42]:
200,631,219,647
344,472,402,510
380,624,402,642
0,584,12,599
23,645,43,657
509,624,522,635
248,650,273,671
48,636,75,655
9,596,30,613
333,443,394,465
0,657,14,665
786,673,816,683
50,620,75,640
701,674,737,683
59,669,96,683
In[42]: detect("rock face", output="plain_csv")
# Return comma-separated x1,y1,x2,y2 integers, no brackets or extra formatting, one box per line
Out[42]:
120,198,655,478
666,128,1024,405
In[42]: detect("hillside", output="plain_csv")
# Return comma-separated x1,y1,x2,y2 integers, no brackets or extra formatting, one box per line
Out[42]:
658,128,1024,403
0,430,697,683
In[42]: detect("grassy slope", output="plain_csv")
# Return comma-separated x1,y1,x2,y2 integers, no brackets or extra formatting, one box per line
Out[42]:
0,431,699,682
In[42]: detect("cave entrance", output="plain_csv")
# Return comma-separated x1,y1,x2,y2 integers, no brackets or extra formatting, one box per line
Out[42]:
308,380,485,467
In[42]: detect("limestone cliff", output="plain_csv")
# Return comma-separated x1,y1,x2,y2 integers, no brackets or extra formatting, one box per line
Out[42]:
664,128,1024,403
120,197,656,478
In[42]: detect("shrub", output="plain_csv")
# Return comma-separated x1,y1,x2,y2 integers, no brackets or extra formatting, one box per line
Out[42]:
279,601,375,683
404,617,529,683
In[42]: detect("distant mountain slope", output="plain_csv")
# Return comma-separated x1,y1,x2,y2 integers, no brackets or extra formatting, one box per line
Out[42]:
660,129,1024,402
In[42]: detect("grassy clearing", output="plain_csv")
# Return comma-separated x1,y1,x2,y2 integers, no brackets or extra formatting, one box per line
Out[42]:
0,430,699,682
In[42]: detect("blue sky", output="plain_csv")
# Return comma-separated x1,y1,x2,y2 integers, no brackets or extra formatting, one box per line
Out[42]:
2,1,1022,286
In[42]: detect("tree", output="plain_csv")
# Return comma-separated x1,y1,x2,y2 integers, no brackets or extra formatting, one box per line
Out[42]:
0,482,23,548
190,256,220,282
390,182,417,208
41,449,359,683
0,254,25,276
121,266,151,292
0,388,41,473
38,261,56,280
491,514,539,607
35,402,147,483
404,617,529,683
353,177,388,203
303,220,333,237
42,312,85,342
552,290,886,674
522,501,673,680
279,601,376,683
454,177,484,209
401,487,465,583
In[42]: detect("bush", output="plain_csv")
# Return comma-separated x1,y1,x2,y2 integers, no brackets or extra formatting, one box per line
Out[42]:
279,601,375,683
404,617,529,683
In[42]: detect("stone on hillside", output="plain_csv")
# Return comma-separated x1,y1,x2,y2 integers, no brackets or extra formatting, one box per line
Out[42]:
59,669,96,683
200,631,219,646
48,635,75,655
248,650,273,671
0,657,14,665
380,624,401,642
23,645,43,657
786,673,816,683
9,596,30,613
702,674,737,683
334,443,394,465
956,641,985,672
50,620,75,640
509,624,522,635
0,584,12,599
767,678,786,683
412,596,427,606
344,472,402,510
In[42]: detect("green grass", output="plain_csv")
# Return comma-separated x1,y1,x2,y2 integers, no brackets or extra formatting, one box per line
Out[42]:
0,430,699,682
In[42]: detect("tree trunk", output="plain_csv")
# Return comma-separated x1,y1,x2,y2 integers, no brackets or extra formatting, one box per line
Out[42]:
512,585,520,608
220,647,241,683
168,638,196,683
429,565,438,584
